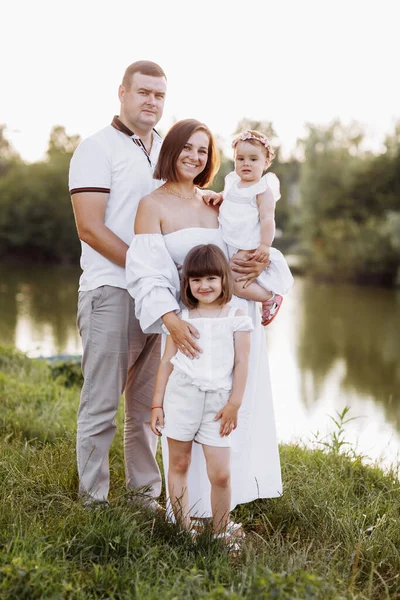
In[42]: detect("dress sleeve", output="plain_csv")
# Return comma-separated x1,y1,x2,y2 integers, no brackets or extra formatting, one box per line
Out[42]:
232,315,254,332
222,171,240,198
126,233,181,334
254,172,281,202
265,173,281,202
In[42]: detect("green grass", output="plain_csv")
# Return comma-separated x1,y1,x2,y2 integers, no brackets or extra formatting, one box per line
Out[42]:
1,346,400,599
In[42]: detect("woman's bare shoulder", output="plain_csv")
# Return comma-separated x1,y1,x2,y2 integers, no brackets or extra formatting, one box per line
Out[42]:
137,188,169,218
135,188,167,233
139,188,165,207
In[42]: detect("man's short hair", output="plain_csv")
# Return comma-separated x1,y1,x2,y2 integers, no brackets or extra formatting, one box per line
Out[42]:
122,61,166,89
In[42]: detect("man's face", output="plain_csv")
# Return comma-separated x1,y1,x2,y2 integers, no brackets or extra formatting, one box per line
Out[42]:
119,72,167,133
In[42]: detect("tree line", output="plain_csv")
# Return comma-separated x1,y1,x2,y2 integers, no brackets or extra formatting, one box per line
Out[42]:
1,119,399,286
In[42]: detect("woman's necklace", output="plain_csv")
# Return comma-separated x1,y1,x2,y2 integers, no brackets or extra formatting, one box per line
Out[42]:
196,305,224,318
164,185,198,200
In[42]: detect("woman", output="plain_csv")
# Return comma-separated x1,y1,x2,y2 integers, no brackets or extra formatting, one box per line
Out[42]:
126,119,282,519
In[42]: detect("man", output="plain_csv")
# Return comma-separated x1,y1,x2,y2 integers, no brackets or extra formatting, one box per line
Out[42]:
69,60,167,508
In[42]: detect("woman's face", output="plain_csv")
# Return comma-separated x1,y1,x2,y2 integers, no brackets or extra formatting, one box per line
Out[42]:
176,130,210,183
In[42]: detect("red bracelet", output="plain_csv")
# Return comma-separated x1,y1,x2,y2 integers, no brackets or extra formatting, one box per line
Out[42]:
151,406,163,410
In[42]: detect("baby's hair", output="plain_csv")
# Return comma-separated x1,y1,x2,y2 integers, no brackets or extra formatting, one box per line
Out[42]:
232,129,275,165
180,244,233,309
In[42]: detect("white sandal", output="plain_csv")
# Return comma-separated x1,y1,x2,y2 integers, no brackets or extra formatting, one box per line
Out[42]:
213,530,243,556
226,521,246,539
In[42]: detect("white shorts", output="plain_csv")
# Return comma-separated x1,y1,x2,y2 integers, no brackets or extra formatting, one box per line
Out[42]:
162,370,231,448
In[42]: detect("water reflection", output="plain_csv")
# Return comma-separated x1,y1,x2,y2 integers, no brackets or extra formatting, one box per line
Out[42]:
266,278,400,466
0,263,81,356
297,281,400,430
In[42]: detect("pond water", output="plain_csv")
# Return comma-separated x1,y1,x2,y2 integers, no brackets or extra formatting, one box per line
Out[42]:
1,263,399,467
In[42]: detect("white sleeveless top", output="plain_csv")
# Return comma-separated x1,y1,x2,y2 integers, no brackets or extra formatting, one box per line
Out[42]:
163,306,253,392
219,171,281,250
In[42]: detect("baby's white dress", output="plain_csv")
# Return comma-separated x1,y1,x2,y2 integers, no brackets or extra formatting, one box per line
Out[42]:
126,227,282,518
219,171,294,296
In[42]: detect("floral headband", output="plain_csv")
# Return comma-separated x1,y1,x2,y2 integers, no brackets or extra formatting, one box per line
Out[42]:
232,131,270,149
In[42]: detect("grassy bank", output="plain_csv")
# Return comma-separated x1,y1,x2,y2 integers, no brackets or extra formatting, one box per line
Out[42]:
1,347,400,599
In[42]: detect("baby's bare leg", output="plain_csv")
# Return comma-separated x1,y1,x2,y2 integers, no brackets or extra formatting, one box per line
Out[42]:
234,280,273,301
231,249,273,302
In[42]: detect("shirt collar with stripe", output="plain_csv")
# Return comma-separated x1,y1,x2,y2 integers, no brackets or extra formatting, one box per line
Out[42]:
111,115,161,166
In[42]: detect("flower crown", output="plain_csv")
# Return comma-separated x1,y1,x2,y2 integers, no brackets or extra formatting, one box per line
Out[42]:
232,131,270,149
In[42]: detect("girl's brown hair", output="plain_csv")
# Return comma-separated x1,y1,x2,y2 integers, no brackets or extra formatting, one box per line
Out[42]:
180,244,233,309
154,119,220,188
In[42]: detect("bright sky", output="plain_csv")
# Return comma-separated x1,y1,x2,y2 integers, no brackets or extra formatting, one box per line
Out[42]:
2,0,399,162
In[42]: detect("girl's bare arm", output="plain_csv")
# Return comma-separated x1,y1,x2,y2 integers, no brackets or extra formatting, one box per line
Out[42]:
228,329,251,408
215,312,251,436
150,335,177,435
152,335,177,408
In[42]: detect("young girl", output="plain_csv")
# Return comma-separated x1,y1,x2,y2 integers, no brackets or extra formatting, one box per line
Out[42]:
150,244,253,548
218,129,294,325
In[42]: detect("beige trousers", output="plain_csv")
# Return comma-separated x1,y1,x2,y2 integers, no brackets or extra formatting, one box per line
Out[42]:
77,285,161,502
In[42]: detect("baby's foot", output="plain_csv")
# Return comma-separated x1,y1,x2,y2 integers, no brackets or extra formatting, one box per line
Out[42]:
261,293,283,326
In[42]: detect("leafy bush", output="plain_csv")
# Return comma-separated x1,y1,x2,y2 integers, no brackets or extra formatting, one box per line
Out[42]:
50,360,83,388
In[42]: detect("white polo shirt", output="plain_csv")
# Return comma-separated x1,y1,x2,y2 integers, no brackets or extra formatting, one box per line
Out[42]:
69,116,162,292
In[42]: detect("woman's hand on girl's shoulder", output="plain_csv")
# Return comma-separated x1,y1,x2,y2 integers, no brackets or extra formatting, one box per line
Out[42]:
162,312,202,359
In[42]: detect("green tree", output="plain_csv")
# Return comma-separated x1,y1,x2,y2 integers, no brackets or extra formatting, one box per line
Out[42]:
0,126,81,262
46,125,80,160
234,118,278,144
0,124,20,176
210,144,233,194
298,120,400,285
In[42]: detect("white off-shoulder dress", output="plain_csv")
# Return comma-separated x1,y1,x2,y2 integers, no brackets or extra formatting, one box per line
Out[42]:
126,227,282,517
219,171,294,296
